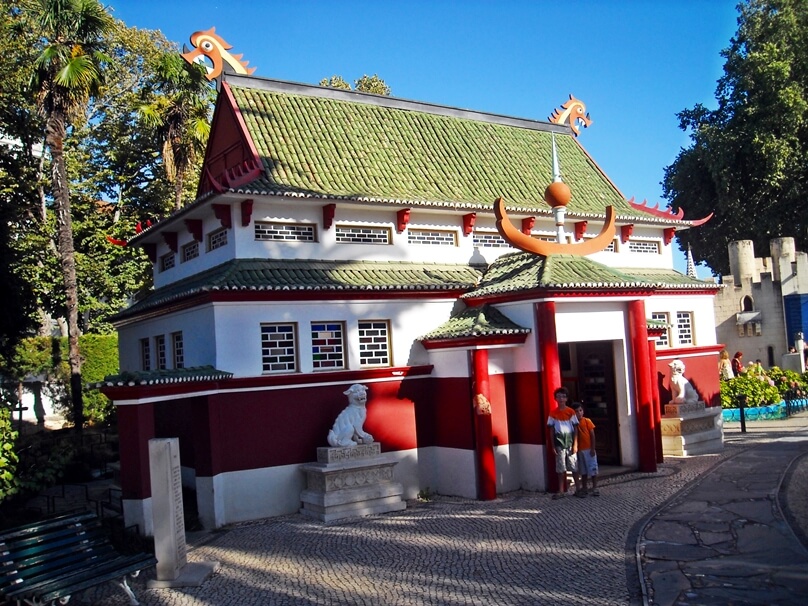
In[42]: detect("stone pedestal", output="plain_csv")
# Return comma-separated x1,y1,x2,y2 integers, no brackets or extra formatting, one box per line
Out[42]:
661,401,724,456
300,443,406,523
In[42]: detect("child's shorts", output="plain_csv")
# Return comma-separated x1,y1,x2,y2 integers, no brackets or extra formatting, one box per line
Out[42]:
555,447,578,474
579,450,599,476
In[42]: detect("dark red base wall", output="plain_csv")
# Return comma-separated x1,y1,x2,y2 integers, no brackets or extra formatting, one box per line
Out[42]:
126,370,545,499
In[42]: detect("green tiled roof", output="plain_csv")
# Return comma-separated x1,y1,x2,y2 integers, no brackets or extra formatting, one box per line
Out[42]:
419,304,531,341
462,253,718,299
89,366,233,388
113,258,483,321
227,78,646,218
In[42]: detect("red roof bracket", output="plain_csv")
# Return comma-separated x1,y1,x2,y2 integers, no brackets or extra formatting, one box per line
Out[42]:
621,224,634,244
396,209,411,233
241,199,254,227
574,220,588,242
212,204,232,229
185,219,203,242
521,217,535,235
663,227,676,246
323,203,336,230
163,231,178,253
463,213,477,237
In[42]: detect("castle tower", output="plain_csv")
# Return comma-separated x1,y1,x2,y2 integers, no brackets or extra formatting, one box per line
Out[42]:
769,237,796,283
729,240,757,284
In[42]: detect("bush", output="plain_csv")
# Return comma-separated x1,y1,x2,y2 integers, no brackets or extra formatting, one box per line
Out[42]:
767,366,808,400
0,395,19,501
720,371,782,409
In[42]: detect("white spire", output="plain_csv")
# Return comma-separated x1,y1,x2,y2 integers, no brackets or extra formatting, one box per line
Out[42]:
551,133,562,183
686,244,697,278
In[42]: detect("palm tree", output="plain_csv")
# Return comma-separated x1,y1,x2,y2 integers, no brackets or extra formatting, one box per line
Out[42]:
27,0,113,431
138,52,213,210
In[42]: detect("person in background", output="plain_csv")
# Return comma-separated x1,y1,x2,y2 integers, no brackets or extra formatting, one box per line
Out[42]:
718,349,734,380
732,351,745,376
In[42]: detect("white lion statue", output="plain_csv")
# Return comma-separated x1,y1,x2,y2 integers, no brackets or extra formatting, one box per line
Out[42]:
668,359,700,405
327,384,374,447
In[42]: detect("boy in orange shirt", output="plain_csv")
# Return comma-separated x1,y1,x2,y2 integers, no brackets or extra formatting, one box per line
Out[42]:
573,402,599,497
547,387,581,499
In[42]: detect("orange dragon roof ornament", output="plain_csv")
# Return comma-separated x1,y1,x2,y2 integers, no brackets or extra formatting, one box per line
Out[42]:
549,94,592,137
626,197,713,227
495,133,616,257
181,28,256,84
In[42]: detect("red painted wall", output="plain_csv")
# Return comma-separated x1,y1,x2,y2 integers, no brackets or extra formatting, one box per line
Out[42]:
503,371,543,445
655,350,721,408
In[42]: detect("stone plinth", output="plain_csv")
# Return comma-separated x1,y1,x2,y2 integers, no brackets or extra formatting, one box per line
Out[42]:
300,443,405,523
661,401,724,457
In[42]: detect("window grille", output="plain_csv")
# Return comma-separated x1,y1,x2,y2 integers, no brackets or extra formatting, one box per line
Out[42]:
208,228,228,251
675,312,694,345
182,241,199,262
155,335,166,370
335,225,391,244
172,332,184,369
651,312,670,347
628,240,661,254
407,229,457,246
311,322,346,370
140,338,151,371
160,253,175,272
261,323,297,373
358,320,391,367
255,221,315,242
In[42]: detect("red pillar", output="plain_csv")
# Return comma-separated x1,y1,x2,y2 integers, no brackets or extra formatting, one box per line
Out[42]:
537,301,562,492
472,349,496,500
116,403,156,500
647,337,664,464
628,300,657,472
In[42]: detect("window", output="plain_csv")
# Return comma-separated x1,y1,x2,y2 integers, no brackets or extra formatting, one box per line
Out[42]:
261,323,297,373
335,225,391,244
407,229,457,246
208,228,228,251
255,221,316,242
172,332,184,369
182,241,199,262
651,312,670,347
675,312,694,345
627,240,661,254
311,322,346,370
742,296,754,312
160,253,175,272
472,231,510,248
358,320,391,367
155,335,167,370
140,338,151,371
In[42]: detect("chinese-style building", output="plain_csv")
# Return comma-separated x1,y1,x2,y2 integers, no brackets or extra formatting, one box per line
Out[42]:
100,71,722,535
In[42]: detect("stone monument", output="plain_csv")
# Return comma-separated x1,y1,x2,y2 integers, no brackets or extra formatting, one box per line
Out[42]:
147,438,219,588
660,359,723,456
300,384,406,523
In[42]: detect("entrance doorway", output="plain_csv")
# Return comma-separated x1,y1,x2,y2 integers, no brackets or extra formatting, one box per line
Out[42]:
570,342,620,465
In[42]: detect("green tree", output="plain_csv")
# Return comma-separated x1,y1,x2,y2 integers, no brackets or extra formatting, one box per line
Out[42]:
320,74,391,96
26,0,114,431
137,52,214,210
663,0,808,276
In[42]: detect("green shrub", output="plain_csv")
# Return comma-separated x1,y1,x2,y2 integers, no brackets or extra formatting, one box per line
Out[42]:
720,371,782,409
767,366,808,399
0,395,20,501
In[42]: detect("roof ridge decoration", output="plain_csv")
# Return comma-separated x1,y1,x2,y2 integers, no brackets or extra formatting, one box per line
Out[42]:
627,197,713,226
549,94,592,137
494,133,616,257
181,28,256,86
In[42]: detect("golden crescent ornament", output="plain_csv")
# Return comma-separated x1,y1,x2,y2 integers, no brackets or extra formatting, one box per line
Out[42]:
494,197,616,256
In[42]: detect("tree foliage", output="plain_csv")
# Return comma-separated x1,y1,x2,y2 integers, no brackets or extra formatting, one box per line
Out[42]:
663,0,808,276
320,74,391,96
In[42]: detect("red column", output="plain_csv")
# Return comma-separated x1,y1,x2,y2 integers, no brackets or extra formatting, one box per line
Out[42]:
628,300,657,472
647,337,664,463
472,349,496,500
116,402,156,500
537,301,562,492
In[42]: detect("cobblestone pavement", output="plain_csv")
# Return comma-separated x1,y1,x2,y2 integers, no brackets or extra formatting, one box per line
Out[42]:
75,414,808,606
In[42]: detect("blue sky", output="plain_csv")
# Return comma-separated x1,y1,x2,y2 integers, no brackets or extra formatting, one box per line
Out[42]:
106,0,740,274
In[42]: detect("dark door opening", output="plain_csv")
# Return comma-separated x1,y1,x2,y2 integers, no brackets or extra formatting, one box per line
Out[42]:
575,341,620,465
